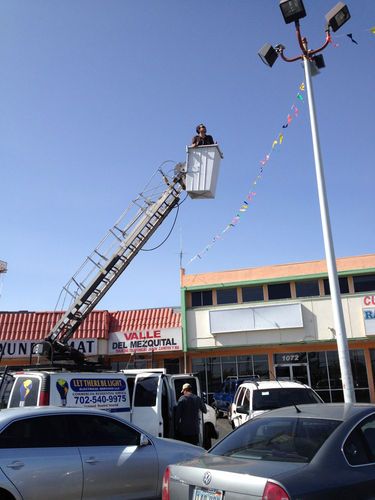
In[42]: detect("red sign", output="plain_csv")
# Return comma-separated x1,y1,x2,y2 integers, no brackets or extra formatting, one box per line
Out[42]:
364,296,375,306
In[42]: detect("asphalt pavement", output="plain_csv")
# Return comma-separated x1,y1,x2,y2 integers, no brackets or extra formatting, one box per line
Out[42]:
212,415,232,446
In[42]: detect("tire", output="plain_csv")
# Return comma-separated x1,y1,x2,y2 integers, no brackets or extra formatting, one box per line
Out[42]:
0,489,15,500
203,423,213,450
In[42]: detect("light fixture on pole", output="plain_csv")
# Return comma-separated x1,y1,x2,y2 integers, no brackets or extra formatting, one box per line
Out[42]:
325,2,351,32
258,43,279,67
259,3,355,403
279,0,306,24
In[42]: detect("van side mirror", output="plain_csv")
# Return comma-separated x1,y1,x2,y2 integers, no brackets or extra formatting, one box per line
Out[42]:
139,434,151,447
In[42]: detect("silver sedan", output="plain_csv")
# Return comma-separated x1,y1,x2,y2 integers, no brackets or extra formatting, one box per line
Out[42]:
165,403,375,499
0,406,204,499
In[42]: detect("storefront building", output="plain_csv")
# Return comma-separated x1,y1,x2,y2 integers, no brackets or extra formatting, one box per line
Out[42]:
0,308,183,373
180,254,375,403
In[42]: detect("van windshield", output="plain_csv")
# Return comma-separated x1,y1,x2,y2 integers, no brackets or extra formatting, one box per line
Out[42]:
253,388,321,411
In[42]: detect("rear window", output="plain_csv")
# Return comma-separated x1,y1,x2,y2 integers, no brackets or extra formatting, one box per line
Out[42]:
173,377,198,402
211,416,341,463
8,377,41,408
134,376,158,407
253,388,321,411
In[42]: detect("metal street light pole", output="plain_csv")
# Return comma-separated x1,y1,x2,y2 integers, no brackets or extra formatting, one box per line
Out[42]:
303,54,355,403
258,2,355,403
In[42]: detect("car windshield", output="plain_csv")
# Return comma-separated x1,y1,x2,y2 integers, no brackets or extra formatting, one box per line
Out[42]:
253,388,321,411
211,417,341,463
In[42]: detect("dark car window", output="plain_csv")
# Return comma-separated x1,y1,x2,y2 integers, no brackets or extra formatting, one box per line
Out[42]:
344,414,375,466
243,390,250,411
0,374,15,409
0,415,70,448
69,414,140,447
211,417,341,463
134,376,159,407
173,378,198,402
8,377,41,408
252,388,321,411
235,387,245,406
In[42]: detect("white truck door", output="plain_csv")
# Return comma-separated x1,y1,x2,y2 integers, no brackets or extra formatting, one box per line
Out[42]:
131,373,163,437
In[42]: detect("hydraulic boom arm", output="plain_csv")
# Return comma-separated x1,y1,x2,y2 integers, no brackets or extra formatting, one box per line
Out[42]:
43,167,185,363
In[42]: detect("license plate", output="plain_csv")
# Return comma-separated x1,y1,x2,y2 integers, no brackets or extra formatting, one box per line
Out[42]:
193,487,223,500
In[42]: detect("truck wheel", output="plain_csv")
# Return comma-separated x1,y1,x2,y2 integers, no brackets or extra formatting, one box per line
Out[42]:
0,489,15,500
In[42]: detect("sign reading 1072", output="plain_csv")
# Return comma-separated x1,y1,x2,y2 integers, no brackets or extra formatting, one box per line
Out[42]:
274,352,307,364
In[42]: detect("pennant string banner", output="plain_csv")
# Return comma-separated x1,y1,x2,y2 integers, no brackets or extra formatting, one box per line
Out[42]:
185,81,306,266
186,20,374,267
330,25,375,45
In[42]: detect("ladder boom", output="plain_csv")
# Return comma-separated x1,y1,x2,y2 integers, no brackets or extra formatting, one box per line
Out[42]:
46,169,185,353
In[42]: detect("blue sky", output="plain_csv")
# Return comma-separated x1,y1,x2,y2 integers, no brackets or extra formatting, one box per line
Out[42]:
0,0,374,312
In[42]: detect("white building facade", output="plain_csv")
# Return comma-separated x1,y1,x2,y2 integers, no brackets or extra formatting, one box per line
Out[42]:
181,254,375,403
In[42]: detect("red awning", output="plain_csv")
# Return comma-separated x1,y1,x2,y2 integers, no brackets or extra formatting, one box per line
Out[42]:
110,307,181,332
0,310,109,341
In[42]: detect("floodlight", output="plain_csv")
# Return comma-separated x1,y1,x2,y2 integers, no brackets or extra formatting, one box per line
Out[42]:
313,54,325,69
258,43,279,68
325,2,350,32
279,0,306,24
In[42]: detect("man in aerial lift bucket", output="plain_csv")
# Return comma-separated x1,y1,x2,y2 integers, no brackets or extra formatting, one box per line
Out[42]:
191,123,215,147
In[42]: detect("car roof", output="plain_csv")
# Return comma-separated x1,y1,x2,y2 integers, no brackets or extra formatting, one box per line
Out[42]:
238,380,308,390
256,403,375,421
0,406,119,426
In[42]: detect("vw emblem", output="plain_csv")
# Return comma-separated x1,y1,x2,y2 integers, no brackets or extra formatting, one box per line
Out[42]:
203,471,212,486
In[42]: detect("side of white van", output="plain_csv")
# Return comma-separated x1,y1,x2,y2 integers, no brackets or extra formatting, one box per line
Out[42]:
6,369,218,449
7,371,132,420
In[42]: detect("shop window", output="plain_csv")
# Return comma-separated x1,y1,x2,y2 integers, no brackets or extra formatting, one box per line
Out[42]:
253,355,269,379
191,359,207,397
221,356,237,380
323,277,349,295
192,355,269,398
237,355,254,377
164,358,180,374
350,350,368,389
242,285,264,303
191,290,213,307
308,350,369,403
295,280,320,298
206,357,222,393
353,274,375,293
308,352,330,391
267,282,291,300
216,288,238,305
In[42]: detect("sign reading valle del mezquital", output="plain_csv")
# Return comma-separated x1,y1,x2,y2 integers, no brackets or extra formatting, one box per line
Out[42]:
109,328,182,354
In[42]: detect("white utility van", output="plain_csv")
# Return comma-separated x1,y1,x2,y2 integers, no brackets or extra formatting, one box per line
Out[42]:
1,368,218,449
230,379,323,429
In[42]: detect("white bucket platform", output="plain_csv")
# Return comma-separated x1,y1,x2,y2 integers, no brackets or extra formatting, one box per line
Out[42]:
185,144,223,199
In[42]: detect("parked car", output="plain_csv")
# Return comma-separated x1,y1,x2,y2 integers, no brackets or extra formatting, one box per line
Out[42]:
0,406,205,500
164,403,375,499
230,379,323,428
212,376,256,418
